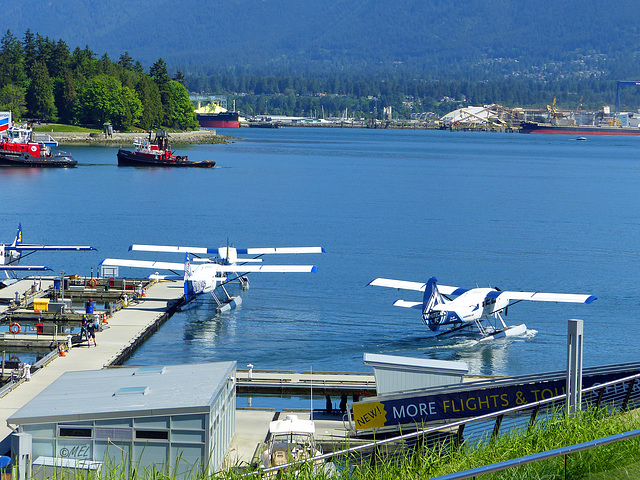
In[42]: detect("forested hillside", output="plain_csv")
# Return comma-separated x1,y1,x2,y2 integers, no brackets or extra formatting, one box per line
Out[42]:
4,0,640,122
2,0,640,80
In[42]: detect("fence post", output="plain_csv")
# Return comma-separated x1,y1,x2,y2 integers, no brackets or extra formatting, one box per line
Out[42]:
566,319,584,415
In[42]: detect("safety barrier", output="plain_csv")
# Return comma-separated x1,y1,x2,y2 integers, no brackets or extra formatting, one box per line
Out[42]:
251,370,640,477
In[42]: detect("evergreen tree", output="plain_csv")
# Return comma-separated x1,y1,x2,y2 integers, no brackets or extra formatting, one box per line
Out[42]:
118,51,134,70
150,58,172,125
135,75,163,130
26,60,57,120
55,69,79,124
22,29,36,71
0,84,27,119
0,30,26,87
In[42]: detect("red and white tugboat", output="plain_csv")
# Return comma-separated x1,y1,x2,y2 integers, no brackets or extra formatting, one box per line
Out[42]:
0,114,76,168
117,130,215,167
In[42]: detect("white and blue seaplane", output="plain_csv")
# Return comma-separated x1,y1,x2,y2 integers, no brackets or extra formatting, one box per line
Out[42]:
100,244,324,312
1,223,96,285
369,276,596,341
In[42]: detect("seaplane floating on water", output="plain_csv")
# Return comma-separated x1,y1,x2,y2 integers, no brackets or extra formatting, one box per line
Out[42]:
1,223,96,284
100,244,324,312
369,276,596,341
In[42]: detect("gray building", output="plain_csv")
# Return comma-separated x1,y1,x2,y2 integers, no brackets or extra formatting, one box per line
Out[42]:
7,362,236,478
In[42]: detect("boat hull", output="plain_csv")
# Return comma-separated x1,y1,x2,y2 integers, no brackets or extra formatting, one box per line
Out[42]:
520,122,640,135
0,151,76,167
196,112,240,129
117,149,215,167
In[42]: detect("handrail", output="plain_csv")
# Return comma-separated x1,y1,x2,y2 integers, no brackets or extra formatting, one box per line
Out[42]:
427,428,640,480
251,370,640,476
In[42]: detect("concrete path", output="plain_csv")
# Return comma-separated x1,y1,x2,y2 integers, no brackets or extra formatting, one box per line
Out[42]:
0,280,184,446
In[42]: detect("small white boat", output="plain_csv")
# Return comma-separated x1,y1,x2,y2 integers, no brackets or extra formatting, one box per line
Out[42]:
576,136,587,141
260,414,322,469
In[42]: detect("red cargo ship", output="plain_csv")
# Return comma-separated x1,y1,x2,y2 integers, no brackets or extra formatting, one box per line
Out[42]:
196,111,240,128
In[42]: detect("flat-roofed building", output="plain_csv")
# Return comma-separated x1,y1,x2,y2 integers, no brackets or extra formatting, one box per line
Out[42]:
7,362,236,479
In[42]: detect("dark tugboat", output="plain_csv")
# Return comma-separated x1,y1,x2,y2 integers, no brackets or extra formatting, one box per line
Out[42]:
0,120,76,168
117,130,216,167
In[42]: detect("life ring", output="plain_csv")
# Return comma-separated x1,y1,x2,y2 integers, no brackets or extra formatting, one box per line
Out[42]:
9,356,20,362
30,145,37,153
9,322,20,334
88,278,97,287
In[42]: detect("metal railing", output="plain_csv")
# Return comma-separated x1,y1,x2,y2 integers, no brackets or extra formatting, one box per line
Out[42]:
428,428,640,479
250,370,640,476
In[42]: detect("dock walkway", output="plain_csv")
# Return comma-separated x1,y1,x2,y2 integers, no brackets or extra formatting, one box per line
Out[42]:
0,280,184,446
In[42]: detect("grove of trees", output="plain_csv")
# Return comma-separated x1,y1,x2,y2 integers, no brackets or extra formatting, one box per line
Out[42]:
0,30,197,130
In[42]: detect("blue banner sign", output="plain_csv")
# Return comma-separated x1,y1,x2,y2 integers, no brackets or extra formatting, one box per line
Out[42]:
352,368,640,431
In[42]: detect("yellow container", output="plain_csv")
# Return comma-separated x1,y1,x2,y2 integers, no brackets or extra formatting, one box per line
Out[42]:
33,298,50,312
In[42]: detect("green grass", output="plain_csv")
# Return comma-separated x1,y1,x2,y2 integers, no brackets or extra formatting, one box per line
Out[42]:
221,407,640,480
32,123,101,133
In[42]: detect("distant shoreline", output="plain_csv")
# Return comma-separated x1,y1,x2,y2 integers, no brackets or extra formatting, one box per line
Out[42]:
49,129,231,146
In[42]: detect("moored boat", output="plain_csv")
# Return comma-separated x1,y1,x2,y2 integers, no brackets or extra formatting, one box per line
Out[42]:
117,131,215,167
260,415,324,469
520,121,640,136
0,116,76,168
196,111,240,128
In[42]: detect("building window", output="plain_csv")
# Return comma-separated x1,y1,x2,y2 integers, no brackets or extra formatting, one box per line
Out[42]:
59,427,93,438
135,430,169,441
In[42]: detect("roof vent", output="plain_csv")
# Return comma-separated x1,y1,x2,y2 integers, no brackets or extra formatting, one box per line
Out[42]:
114,386,149,396
133,366,167,376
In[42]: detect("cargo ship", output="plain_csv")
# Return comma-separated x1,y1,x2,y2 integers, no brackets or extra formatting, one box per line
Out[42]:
520,121,640,136
196,111,240,129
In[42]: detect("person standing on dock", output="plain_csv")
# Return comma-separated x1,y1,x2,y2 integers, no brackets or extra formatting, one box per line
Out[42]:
87,320,98,347
80,316,89,344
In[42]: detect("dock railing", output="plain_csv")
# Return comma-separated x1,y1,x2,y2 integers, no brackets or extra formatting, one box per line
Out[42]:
251,370,640,477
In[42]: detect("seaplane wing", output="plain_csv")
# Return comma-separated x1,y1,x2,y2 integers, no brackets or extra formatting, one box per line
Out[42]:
368,278,461,296
129,244,324,255
498,291,597,304
100,258,185,271
130,244,208,254
392,300,423,309
218,264,317,273
0,265,52,271
9,244,96,252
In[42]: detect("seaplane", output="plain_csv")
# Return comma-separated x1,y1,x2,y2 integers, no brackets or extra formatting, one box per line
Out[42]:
100,244,324,312
369,276,596,341
1,223,96,285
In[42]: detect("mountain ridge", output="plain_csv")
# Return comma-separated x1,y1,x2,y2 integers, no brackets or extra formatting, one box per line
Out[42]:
2,0,640,78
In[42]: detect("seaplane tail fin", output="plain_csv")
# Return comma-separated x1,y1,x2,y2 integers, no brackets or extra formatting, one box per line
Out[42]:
12,223,23,247
421,277,461,331
183,253,195,301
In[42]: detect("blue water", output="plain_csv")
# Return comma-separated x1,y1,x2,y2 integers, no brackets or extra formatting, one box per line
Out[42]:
2,128,639,379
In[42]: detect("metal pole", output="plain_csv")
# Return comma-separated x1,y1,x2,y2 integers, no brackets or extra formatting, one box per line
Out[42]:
566,319,584,415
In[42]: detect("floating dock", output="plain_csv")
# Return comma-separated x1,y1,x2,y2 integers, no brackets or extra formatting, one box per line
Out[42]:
0,277,382,460
0,278,185,448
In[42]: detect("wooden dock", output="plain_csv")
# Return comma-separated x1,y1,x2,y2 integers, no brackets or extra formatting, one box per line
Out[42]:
0,279,186,450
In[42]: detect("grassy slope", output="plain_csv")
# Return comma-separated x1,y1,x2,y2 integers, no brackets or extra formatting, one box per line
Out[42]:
224,408,640,480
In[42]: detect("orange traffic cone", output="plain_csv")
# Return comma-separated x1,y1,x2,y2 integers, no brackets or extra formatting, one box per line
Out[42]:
59,344,66,357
